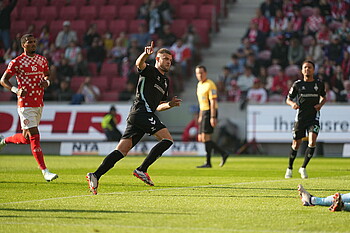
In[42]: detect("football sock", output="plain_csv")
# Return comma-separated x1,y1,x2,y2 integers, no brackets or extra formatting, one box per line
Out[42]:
301,146,315,168
94,150,124,179
205,141,213,165
312,196,333,206
5,133,30,144
29,134,46,170
138,139,173,172
288,147,298,169
209,140,227,157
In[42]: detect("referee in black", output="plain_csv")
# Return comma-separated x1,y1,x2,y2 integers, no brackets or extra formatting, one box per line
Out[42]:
285,60,326,179
86,41,182,194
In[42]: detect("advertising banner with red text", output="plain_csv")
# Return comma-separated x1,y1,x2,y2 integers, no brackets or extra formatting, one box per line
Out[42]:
0,104,131,141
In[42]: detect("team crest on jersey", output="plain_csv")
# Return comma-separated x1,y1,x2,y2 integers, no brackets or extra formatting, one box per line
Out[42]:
301,86,305,90
37,59,43,66
157,76,161,81
314,83,318,91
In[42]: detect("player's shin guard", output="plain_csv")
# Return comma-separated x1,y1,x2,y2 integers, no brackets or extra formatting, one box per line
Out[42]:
137,139,173,172
94,150,124,179
29,134,46,170
301,146,315,168
288,147,298,169
205,141,213,165
5,133,30,144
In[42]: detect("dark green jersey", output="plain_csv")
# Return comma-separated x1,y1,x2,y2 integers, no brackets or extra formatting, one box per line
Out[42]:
287,78,326,123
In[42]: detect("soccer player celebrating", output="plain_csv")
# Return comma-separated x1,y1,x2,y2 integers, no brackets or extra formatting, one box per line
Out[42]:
285,60,326,179
195,65,229,168
86,41,181,194
0,34,58,182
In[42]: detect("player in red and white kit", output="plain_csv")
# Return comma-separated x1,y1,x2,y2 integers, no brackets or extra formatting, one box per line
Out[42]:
0,34,58,182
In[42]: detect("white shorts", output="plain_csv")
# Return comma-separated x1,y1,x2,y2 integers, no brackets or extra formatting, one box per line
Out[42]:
17,107,43,129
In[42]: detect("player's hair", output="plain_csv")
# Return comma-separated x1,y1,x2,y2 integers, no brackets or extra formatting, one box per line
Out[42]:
302,60,315,69
21,34,35,45
156,48,172,56
195,65,207,72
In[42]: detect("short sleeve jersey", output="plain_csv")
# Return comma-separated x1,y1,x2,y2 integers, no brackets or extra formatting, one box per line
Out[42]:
197,79,218,111
287,78,326,123
6,53,49,108
130,65,169,114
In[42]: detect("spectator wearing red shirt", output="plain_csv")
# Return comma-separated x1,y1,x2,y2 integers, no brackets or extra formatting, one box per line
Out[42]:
270,69,290,96
330,0,350,22
0,34,58,182
251,8,270,36
304,7,325,36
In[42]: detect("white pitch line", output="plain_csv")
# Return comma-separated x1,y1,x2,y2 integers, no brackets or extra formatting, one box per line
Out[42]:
1,175,348,206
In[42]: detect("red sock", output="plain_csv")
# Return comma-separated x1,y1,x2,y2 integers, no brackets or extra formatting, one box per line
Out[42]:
30,134,47,170
4,133,30,144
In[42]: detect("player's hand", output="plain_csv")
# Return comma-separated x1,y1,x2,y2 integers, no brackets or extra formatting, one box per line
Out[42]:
291,103,299,109
144,41,154,55
169,96,182,107
17,87,27,97
39,79,50,88
210,118,217,127
314,104,322,111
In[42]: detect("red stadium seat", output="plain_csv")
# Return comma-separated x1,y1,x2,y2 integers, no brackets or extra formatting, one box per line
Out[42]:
29,0,48,7
70,20,87,41
91,75,109,91
108,20,128,37
118,5,137,20
59,6,78,21
0,91,15,101
128,19,147,34
198,4,216,22
70,0,88,7
191,19,211,47
100,91,119,101
90,20,108,35
111,77,127,91
11,20,28,38
50,20,65,38
20,6,38,21
70,76,86,92
88,62,98,76
11,6,19,21
39,6,58,23
176,5,197,22
100,63,119,77
88,0,107,6
98,5,118,21
79,6,97,21
32,20,48,35
170,19,187,38
186,0,206,9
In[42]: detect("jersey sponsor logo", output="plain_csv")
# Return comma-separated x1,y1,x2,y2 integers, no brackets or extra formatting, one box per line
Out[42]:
300,94,318,97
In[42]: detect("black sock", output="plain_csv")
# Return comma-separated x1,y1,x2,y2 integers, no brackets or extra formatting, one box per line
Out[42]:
288,147,298,169
138,139,173,172
209,140,227,157
205,141,213,165
302,146,315,168
94,150,124,179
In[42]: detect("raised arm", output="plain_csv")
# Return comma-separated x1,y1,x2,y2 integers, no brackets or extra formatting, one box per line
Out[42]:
156,96,182,112
135,41,154,71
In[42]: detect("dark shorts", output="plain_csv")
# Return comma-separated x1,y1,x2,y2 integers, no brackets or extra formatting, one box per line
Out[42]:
199,110,218,134
292,120,320,140
122,112,166,144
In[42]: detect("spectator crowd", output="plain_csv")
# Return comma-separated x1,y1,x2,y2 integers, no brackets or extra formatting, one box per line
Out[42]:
217,0,350,104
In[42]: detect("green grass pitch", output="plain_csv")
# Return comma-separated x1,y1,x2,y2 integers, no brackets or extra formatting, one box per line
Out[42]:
0,155,349,233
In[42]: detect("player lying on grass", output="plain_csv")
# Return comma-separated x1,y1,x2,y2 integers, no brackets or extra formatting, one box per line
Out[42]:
298,184,350,212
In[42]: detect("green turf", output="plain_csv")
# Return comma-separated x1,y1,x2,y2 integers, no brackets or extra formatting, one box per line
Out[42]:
0,155,349,233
